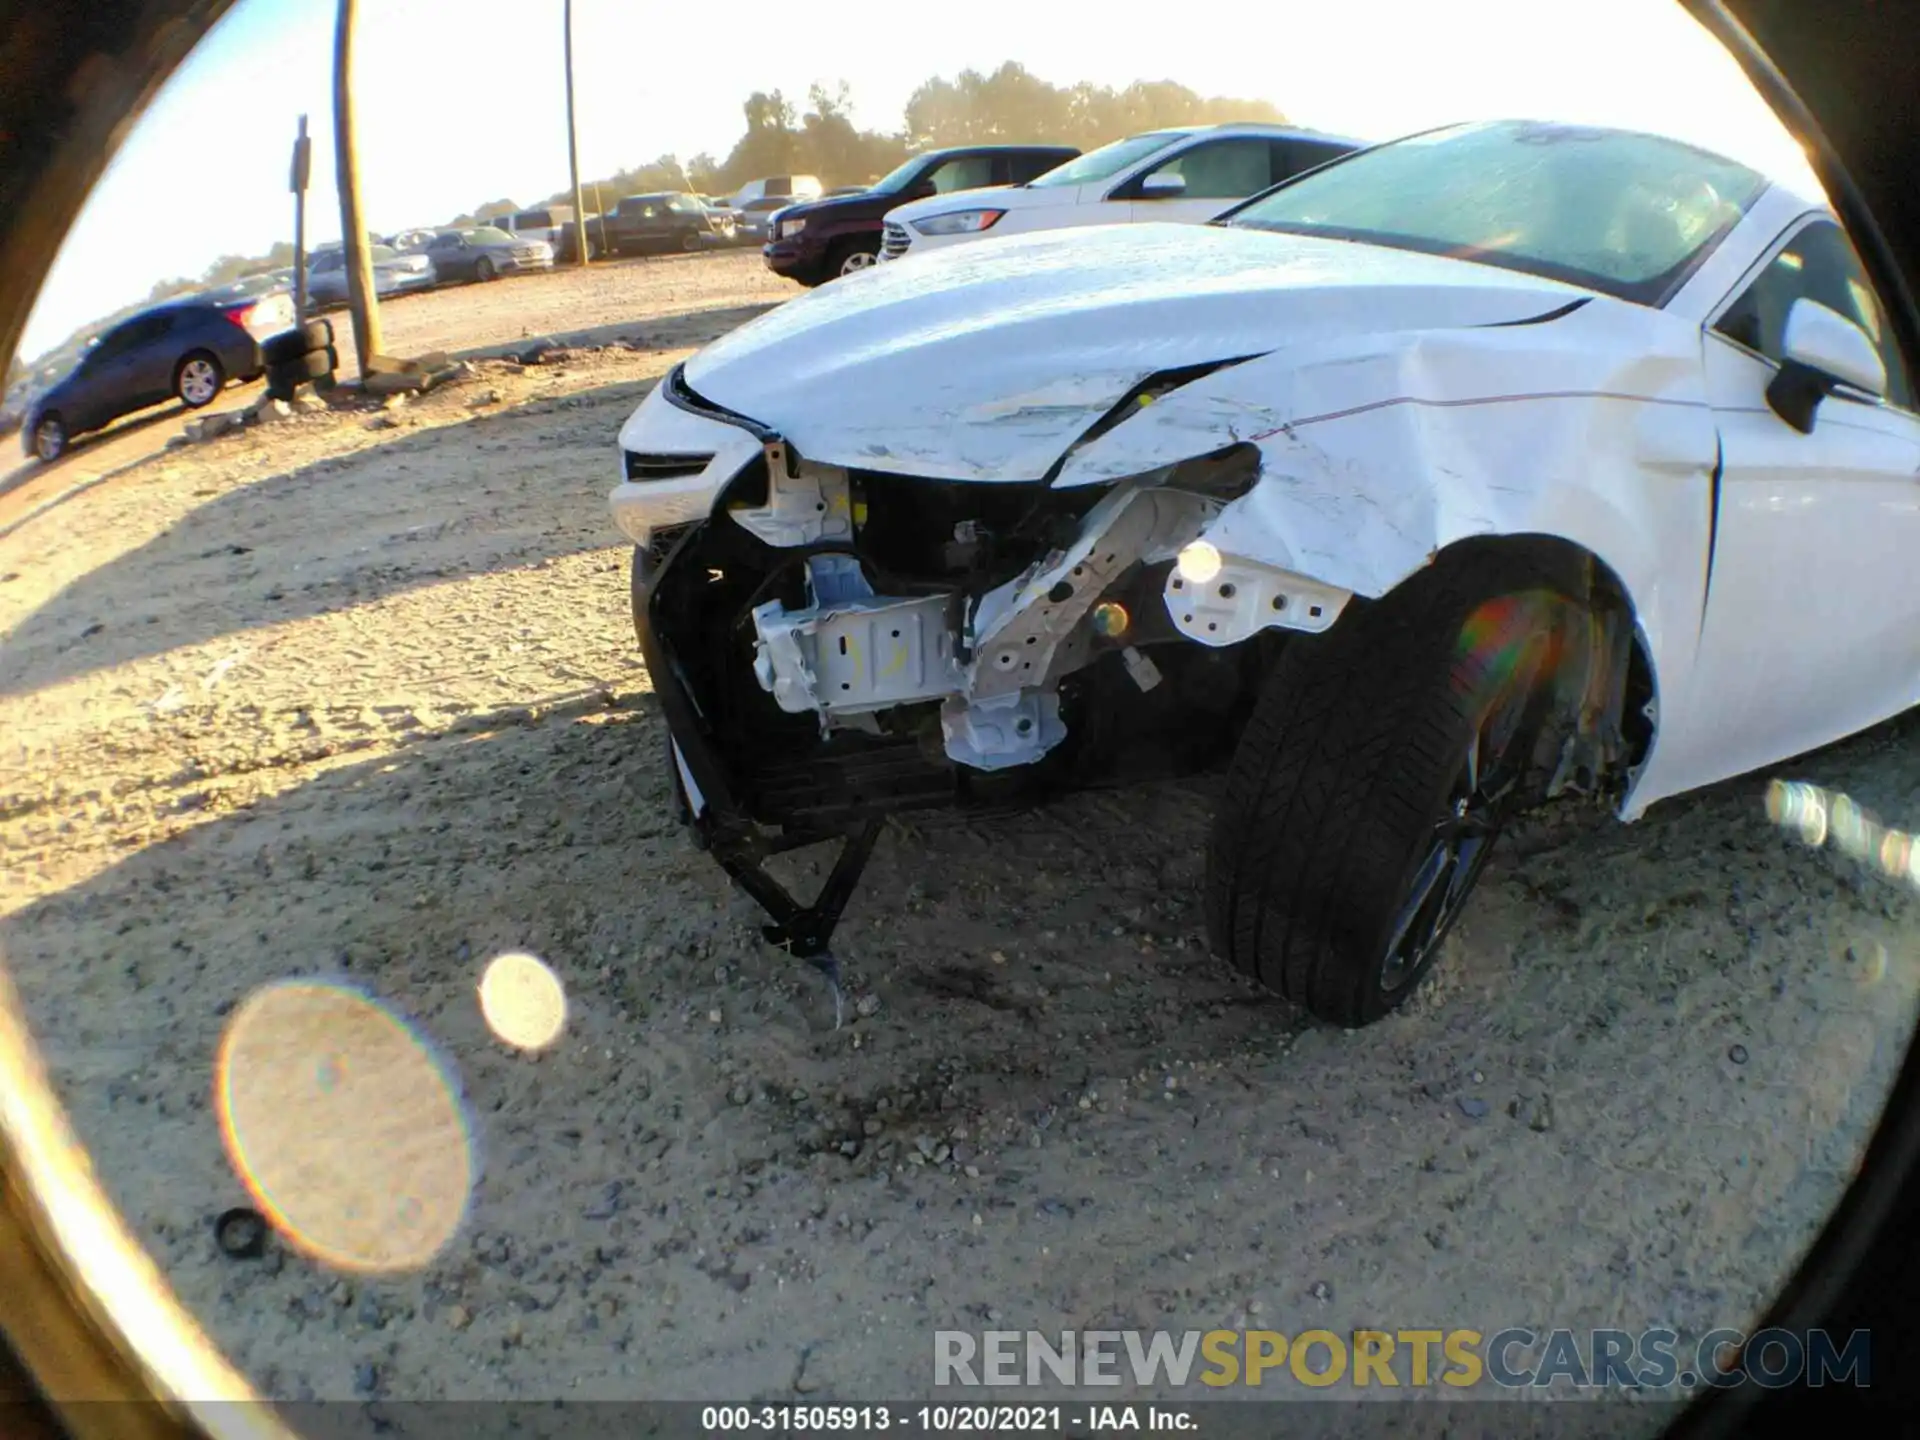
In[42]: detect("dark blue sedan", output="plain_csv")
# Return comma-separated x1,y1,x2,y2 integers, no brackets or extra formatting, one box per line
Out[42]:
22,290,292,461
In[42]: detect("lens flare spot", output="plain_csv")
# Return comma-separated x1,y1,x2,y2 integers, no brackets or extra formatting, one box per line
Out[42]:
1455,591,1575,718
1090,601,1130,639
1175,541,1222,586
478,952,567,1051
216,982,472,1273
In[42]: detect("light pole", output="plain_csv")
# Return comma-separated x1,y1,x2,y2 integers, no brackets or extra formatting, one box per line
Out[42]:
290,114,311,326
333,0,382,373
565,0,590,267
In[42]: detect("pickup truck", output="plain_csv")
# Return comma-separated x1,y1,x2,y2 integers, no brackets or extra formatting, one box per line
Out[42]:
600,193,725,256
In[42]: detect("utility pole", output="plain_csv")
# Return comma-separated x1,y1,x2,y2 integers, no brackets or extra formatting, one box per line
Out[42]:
290,114,312,326
564,0,591,267
332,0,381,374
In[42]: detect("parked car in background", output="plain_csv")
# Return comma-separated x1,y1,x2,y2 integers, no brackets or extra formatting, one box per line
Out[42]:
764,143,1080,285
306,244,437,307
823,185,868,197
730,175,823,210
601,193,725,255
22,292,288,460
494,204,597,261
196,272,293,305
419,227,555,283
881,123,1362,261
389,228,438,253
732,196,796,247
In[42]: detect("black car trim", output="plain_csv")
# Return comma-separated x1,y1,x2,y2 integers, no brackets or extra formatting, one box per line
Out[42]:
661,362,782,443
1477,295,1594,327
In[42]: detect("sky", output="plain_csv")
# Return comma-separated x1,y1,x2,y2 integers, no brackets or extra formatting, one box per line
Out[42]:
18,0,1818,361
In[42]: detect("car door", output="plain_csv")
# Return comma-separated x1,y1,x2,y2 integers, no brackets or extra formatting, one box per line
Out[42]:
1119,137,1278,224
78,317,161,424
1676,215,1920,788
126,312,179,403
429,233,466,278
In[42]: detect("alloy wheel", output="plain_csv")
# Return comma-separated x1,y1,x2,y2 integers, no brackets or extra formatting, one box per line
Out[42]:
1376,629,1551,992
178,358,219,406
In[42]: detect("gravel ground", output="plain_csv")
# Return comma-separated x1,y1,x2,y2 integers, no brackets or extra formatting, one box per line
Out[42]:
1,253,1917,1415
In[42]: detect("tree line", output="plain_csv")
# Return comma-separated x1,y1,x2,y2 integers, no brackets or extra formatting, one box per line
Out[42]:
274,64,1288,273
480,63,1291,222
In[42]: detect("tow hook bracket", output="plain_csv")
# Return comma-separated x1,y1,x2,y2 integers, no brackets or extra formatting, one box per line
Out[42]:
713,818,884,1028
763,435,797,480
756,817,882,957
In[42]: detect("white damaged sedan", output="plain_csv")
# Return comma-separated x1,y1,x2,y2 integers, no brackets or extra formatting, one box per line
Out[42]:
611,119,1917,1025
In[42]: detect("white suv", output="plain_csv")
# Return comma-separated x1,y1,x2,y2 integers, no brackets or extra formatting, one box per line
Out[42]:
879,124,1363,261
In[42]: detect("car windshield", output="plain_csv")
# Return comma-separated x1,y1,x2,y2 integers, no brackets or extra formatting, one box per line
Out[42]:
1227,119,1769,305
1024,131,1185,188
369,245,398,261
871,155,936,193
466,227,513,244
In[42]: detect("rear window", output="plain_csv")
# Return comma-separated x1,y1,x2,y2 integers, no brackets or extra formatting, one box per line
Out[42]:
520,210,550,227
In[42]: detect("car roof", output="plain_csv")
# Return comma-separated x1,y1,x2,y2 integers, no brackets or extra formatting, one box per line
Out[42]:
1161,122,1368,146
918,143,1080,156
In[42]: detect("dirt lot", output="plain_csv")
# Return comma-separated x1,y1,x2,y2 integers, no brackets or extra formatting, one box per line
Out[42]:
1,250,1917,1412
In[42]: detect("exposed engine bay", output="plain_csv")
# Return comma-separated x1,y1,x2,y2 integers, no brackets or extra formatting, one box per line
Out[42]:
632,366,1371,973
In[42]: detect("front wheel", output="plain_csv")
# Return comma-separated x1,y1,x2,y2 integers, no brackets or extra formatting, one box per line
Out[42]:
1203,561,1575,1026
832,240,880,278
175,351,225,408
678,231,703,253
32,414,66,462
474,257,496,282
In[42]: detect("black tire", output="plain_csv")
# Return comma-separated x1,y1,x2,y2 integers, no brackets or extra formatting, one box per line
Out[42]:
827,238,881,280
474,256,496,282
261,320,332,365
31,413,66,462
281,347,336,381
1203,557,1574,1027
174,350,225,408
677,231,702,253
265,346,336,399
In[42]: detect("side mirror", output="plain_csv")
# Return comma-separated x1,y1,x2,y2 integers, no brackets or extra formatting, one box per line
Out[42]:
1767,297,1887,433
1138,171,1187,200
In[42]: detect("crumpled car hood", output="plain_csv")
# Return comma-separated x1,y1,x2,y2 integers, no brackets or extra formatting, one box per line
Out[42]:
683,223,1590,481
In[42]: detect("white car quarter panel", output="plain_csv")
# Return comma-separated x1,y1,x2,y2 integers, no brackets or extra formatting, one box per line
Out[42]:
1055,300,1721,816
